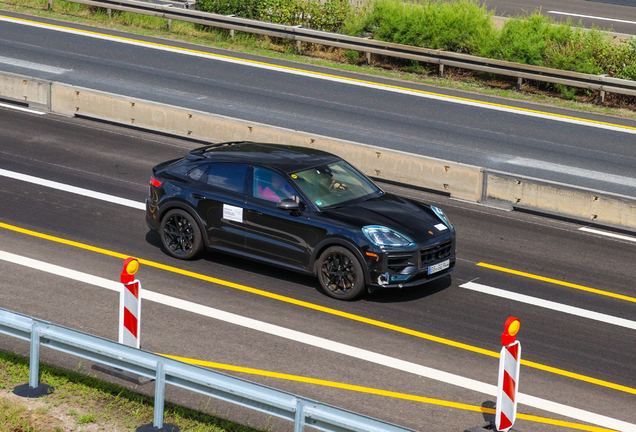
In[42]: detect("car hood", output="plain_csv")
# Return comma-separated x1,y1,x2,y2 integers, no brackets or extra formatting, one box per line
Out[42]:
322,193,451,243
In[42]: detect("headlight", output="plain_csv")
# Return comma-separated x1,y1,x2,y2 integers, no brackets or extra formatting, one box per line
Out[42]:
431,206,453,229
362,225,415,247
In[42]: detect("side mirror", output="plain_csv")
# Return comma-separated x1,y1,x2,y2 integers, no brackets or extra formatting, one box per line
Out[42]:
277,199,300,211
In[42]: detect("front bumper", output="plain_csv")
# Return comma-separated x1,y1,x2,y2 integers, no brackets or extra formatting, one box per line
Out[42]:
365,238,455,291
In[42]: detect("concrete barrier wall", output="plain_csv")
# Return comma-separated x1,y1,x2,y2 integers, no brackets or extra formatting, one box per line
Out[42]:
0,72,50,108
51,83,483,201
485,171,636,229
2,72,635,230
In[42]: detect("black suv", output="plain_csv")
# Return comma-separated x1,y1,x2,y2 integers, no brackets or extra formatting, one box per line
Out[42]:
146,142,455,299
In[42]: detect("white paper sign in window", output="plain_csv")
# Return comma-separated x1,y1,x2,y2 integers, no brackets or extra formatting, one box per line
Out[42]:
223,204,243,223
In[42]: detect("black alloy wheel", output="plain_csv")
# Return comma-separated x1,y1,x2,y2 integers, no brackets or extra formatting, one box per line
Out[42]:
160,209,203,260
317,246,365,300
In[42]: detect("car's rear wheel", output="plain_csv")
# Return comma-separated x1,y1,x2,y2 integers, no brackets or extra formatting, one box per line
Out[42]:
160,209,203,260
317,246,365,300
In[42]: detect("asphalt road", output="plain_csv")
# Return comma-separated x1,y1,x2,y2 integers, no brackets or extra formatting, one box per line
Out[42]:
480,0,636,34
1,11,636,199
1,107,635,432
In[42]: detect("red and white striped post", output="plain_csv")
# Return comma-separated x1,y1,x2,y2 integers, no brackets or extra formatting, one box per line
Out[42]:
496,317,521,432
119,257,141,349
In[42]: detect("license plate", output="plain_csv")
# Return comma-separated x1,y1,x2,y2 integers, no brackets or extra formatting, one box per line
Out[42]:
428,259,450,275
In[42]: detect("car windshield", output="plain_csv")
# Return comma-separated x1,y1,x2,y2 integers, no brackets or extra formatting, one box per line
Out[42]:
290,160,382,208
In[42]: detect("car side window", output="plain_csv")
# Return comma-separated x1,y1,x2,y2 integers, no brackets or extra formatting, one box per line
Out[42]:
253,167,297,203
187,166,207,181
207,163,248,194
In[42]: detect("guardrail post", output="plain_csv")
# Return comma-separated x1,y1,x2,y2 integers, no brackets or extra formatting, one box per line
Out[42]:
48,0,52,10
438,64,444,78
230,29,235,41
137,361,179,432
107,8,112,19
516,77,522,90
297,40,302,54
366,52,371,65
599,90,606,104
13,322,53,398
294,398,305,432
167,18,172,30
154,361,166,428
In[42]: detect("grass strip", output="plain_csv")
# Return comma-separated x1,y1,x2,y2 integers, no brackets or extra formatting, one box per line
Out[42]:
0,350,269,432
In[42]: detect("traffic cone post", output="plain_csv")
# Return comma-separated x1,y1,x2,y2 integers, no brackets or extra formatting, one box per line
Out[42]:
119,257,141,349
495,317,521,432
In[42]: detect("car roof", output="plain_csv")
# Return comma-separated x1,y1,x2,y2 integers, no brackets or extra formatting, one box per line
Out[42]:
188,141,342,173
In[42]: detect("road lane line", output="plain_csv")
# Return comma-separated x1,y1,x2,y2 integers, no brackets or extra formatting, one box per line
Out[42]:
0,54,71,74
460,281,636,330
1,220,635,397
0,249,633,431
0,102,46,114
477,263,636,304
0,168,145,210
505,157,636,188
579,227,636,243
2,14,636,137
160,353,618,432
547,11,636,26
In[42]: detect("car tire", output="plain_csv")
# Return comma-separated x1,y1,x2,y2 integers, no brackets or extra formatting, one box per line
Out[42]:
160,209,203,260
317,246,366,300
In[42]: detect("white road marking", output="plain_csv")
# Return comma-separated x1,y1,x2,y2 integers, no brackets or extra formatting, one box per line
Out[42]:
1,15,636,137
460,281,636,330
0,102,46,115
1,250,634,431
0,168,145,210
548,11,636,26
579,227,636,243
0,55,70,74
505,157,636,188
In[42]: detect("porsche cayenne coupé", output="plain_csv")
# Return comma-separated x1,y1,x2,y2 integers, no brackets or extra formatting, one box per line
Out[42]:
146,142,456,299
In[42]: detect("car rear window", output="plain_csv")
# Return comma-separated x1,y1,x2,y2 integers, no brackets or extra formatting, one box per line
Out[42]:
206,163,248,194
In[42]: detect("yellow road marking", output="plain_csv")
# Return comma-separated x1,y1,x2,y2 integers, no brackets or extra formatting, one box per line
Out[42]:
1,221,635,396
160,353,618,432
477,263,636,304
2,14,636,133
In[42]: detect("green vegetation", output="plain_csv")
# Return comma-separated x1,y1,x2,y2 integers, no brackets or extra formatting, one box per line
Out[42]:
342,0,636,98
196,0,354,32
343,0,495,53
0,351,268,431
194,0,636,84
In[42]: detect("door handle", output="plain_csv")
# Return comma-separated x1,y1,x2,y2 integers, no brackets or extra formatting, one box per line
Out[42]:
192,193,206,200
247,209,262,216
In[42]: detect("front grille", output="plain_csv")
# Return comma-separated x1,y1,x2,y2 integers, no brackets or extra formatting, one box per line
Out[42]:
420,240,453,268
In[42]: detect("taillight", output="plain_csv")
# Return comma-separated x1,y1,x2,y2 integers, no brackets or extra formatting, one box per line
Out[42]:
150,176,162,187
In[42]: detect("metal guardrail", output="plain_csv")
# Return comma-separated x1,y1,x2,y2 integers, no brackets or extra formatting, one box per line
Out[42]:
0,308,418,432
56,0,636,99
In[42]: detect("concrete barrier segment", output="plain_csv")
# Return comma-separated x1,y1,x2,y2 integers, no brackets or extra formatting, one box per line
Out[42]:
0,71,50,109
485,171,636,230
3,73,633,230
50,82,483,201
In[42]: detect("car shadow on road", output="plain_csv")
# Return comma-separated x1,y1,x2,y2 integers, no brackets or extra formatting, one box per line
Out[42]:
146,230,453,303
364,275,452,303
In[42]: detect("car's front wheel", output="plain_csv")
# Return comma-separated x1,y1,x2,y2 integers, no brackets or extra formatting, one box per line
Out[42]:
317,246,366,300
160,209,203,260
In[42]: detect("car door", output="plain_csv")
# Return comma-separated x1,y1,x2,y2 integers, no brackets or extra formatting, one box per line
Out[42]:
243,167,312,270
193,163,248,253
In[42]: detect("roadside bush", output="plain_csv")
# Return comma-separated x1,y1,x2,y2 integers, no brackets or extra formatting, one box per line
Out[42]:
196,0,352,32
194,0,263,20
343,0,495,53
